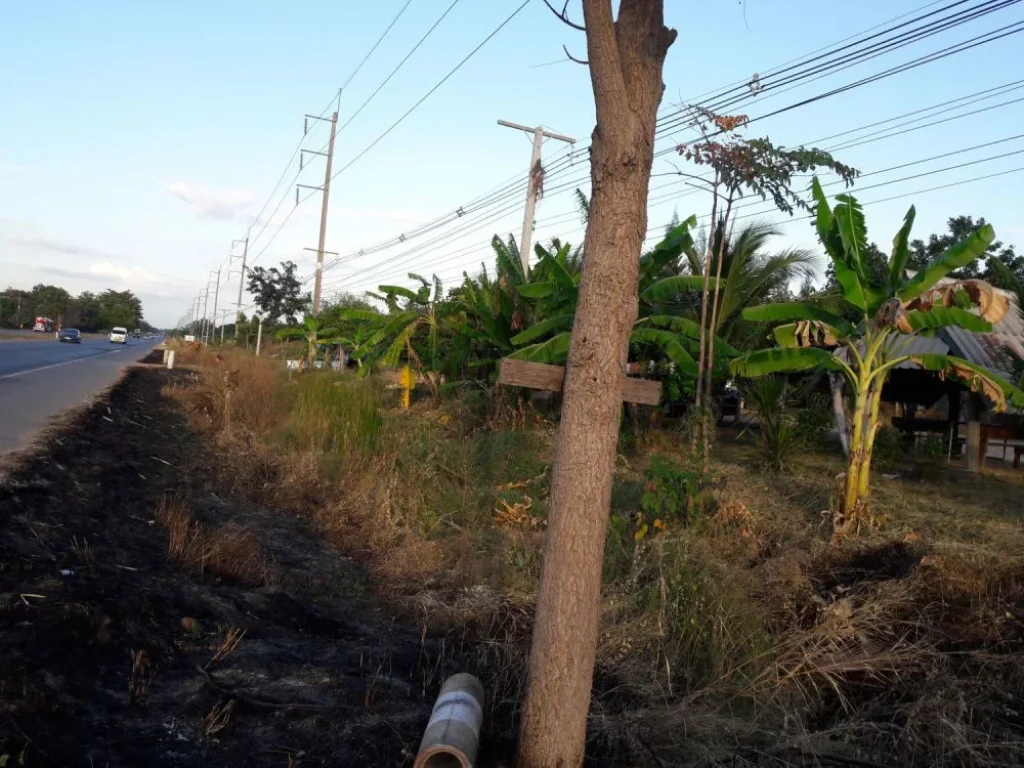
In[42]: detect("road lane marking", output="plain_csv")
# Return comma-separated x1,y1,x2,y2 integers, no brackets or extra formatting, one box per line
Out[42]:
0,345,139,381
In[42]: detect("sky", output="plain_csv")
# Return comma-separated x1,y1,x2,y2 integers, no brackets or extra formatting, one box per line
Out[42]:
2,0,1023,327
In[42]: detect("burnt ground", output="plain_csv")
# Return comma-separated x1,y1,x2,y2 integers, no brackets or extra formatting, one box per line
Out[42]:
0,363,480,767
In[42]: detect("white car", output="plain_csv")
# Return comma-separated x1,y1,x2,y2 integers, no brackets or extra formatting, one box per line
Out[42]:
109,326,129,344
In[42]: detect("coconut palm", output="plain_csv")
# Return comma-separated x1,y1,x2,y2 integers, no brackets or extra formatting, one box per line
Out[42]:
682,218,818,346
731,179,1024,533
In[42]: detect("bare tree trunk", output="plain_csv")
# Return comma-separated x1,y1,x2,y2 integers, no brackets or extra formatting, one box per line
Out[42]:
691,184,719,455
701,195,735,465
515,2,675,765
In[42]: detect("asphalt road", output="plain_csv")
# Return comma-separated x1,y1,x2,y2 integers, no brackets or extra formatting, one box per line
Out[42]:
0,336,161,453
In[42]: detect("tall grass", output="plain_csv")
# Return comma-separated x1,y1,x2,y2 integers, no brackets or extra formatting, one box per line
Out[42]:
287,374,385,459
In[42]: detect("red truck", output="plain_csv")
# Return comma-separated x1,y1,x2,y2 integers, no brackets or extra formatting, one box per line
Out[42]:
32,316,55,332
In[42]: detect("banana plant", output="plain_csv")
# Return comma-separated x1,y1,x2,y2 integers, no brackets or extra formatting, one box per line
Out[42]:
731,179,1024,533
343,273,448,397
509,216,737,377
277,317,344,367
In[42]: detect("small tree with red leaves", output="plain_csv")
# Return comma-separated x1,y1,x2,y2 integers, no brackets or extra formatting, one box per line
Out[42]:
675,106,858,464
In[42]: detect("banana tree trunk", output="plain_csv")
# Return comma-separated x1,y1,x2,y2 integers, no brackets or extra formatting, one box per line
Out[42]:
840,381,870,521
856,381,885,502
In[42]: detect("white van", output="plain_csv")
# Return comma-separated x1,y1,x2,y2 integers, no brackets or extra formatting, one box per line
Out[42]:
109,326,129,344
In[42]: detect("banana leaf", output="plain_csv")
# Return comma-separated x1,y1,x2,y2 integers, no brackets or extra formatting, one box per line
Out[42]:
742,301,855,337
511,314,575,346
812,179,868,312
889,205,916,289
629,328,698,375
898,224,996,303
518,282,556,299
730,347,842,377
902,306,992,333
507,332,571,364
910,353,1024,412
640,275,717,304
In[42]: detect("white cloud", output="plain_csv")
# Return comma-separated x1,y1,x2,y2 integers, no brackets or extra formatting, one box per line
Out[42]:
166,181,256,221
88,261,169,287
10,235,105,258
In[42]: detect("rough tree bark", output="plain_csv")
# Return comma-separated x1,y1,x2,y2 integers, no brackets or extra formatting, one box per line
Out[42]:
515,2,676,766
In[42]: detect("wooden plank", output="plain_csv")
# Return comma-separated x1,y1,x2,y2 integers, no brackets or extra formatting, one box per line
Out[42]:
498,359,661,406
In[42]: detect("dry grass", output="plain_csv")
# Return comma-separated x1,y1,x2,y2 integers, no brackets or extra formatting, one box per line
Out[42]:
155,497,275,586
167,350,1024,766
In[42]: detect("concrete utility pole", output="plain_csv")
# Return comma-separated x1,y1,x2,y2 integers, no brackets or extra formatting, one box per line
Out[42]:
209,268,221,345
498,119,575,276
200,286,211,344
298,111,339,316
231,237,248,337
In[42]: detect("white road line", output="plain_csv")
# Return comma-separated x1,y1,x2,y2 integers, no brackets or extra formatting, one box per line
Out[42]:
0,345,134,381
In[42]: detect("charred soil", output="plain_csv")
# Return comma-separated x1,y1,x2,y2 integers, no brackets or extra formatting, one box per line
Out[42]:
0,365,460,766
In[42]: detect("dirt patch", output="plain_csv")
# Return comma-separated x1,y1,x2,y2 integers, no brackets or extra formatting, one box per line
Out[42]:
0,368,469,766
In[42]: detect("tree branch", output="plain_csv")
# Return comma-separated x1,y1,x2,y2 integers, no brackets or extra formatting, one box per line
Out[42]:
563,43,589,65
543,0,587,31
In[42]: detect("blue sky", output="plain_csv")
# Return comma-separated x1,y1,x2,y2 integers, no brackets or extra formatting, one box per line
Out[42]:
2,0,1023,326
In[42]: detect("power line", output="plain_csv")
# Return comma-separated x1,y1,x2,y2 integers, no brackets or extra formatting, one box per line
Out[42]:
654,18,1024,145
334,78,1024,289
339,0,415,92
338,0,462,134
325,1,531,184
691,0,1022,120
317,6,1024,281
340,136,1024,292
246,1,530,276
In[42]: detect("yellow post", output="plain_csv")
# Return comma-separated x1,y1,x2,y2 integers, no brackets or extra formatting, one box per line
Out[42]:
400,365,414,409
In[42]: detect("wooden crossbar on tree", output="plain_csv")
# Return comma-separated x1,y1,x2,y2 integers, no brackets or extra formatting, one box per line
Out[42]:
498,359,661,406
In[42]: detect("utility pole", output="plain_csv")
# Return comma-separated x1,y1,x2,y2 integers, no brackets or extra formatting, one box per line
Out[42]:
200,286,210,345
298,111,338,316
498,119,575,276
231,237,248,337
209,268,221,345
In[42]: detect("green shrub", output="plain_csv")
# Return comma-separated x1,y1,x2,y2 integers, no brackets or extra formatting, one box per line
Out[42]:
640,456,709,527
742,376,800,472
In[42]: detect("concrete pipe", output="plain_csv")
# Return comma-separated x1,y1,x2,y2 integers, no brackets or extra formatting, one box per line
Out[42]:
413,673,485,768
162,348,169,364
166,350,176,370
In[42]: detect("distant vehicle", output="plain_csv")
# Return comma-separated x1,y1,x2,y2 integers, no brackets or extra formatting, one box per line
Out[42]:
33,316,55,332
58,328,82,344
109,326,129,344
132,329,141,338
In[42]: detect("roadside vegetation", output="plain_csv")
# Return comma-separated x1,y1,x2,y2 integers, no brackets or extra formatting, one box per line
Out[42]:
158,338,1024,766
165,167,1024,765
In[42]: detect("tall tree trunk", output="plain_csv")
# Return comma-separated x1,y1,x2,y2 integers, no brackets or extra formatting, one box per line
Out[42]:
516,2,675,765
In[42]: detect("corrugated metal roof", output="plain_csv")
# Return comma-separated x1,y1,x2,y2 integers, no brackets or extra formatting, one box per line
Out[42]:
943,293,1024,379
